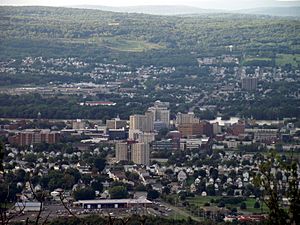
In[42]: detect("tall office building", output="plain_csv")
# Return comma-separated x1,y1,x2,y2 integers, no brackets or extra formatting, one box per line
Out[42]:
129,115,142,130
128,129,142,140
115,142,129,161
148,100,170,129
138,132,155,144
212,122,221,135
129,112,154,133
145,111,154,132
154,100,170,108
148,107,170,127
131,143,150,166
176,112,199,126
241,77,258,91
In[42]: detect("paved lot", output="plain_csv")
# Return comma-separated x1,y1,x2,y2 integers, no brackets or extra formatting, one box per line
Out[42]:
11,202,163,222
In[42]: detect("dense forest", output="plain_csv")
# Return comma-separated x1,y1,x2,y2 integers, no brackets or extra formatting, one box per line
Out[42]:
0,6,299,63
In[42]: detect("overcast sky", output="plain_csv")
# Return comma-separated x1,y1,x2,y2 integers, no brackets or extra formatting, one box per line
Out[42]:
1,0,300,9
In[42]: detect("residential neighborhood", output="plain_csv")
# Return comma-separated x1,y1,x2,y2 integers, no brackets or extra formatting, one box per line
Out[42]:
1,101,299,222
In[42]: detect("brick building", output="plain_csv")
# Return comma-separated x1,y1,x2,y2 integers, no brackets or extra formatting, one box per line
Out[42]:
8,129,60,146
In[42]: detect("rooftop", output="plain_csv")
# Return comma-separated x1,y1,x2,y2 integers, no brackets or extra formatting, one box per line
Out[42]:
74,198,152,205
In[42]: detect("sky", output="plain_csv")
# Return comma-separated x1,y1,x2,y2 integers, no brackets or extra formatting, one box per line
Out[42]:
1,0,300,9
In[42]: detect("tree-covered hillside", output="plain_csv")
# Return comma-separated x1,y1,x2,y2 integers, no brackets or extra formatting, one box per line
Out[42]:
0,6,299,66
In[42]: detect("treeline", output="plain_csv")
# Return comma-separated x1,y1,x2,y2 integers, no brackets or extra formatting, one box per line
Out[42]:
0,73,92,86
0,94,149,121
0,92,299,120
219,81,300,120
221,98,300,120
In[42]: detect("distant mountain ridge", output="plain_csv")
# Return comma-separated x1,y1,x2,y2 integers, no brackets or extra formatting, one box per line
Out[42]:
70,5,223,15
236,7,300,17
70,5,300,17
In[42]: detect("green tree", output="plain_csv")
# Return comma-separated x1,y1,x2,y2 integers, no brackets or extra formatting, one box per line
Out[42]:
91,179,104,192
254,152,299,225
240,202,247,210
206,184,215,196
147,190,160,200
73,187,95,201
62,174,76,189
254,201,260,209
65,168,81,183
24,153,37,163
94,157,106,172
109,186,128,199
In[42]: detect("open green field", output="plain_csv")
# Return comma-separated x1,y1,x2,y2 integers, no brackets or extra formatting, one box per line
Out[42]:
276,54,300,68
39,36,164,52
244,57,272,62
105,39,163,52
187,196,268,214
242,57,273,66
242,54,300,68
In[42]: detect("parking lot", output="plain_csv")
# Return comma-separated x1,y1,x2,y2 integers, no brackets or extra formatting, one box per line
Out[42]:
11,201,173,222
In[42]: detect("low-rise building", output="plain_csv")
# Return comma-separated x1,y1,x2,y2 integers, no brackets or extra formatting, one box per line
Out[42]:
73,198,152,209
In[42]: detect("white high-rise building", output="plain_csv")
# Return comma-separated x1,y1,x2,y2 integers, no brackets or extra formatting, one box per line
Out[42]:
148,100,170,129
138,132,155,144
129,112,154,133
128,129,142,140
176,112,199,126
131,142,150,166
115,142,128,161
241,77,258,91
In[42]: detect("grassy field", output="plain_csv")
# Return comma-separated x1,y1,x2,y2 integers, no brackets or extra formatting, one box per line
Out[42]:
105,39,163,52
28,36,164,52
242,54,300,68
188,196,220,206
242,57,273,65
243,198,268,213
276,54,300,68
168,212,189,221
186,196,268,214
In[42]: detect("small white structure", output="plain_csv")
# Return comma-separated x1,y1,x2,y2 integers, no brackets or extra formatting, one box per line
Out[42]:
15,202,42,212
177,171,187,182
50,191,61,201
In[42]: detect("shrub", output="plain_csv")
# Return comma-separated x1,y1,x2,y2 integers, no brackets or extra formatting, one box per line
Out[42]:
254,201,260,208
240,202,247,210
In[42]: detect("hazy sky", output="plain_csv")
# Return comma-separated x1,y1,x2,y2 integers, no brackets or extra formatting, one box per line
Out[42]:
1,0,300,9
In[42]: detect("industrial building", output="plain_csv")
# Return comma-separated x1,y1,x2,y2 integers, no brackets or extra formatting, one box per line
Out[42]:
73,198,152,209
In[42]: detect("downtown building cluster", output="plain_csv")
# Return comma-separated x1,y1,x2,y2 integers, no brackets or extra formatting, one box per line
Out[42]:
116,101,170,165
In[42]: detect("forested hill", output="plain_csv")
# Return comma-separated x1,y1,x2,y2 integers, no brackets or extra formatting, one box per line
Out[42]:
0,6,299,66
237,7,300,18
70,5,221,15
71,5,300,17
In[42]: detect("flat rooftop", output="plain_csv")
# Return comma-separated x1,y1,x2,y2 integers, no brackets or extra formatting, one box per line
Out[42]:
74,198,152,205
